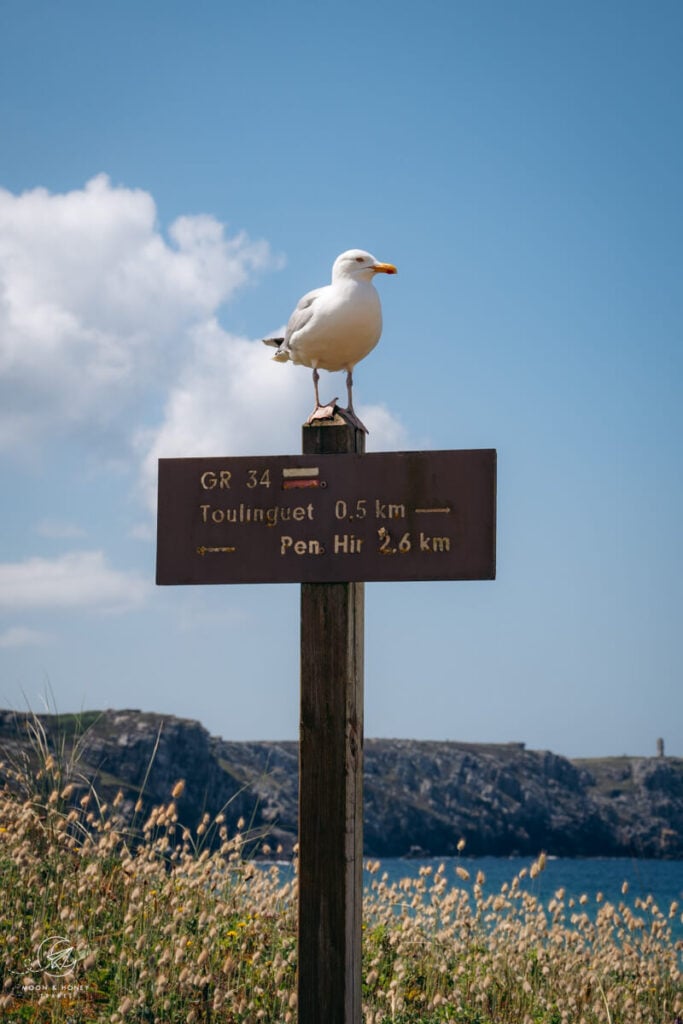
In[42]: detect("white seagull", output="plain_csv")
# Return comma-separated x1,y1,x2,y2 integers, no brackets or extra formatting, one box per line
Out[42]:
262,248,397,432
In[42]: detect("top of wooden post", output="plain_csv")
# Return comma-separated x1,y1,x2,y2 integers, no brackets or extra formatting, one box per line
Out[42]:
302,417,366,456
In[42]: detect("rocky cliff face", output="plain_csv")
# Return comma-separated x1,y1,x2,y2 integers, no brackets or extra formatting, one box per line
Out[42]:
1,709,681,858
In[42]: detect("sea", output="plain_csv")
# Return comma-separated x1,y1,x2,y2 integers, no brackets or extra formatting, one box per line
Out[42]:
369,856,683,939
265,855,683,939
372,855,682,905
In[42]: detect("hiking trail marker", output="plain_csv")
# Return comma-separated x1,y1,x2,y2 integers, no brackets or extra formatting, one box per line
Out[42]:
157,419,496,1024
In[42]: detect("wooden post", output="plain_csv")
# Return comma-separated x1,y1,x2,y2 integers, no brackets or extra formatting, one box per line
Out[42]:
298,418,365,1024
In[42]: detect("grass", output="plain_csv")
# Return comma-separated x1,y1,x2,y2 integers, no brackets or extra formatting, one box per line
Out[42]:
0,740,681,1022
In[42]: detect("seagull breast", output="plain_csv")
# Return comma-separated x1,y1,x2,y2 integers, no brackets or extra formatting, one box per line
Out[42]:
286,277,383,373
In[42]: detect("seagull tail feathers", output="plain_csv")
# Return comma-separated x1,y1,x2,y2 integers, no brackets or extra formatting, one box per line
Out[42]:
262,337,290,363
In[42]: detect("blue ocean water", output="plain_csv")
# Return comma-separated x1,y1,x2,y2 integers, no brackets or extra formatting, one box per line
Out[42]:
366,856,683,938
371,855,682,905
265,855,682,916
261,855,683,941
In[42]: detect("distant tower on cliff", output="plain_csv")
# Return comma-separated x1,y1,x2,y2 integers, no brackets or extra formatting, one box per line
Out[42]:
656,737,665,758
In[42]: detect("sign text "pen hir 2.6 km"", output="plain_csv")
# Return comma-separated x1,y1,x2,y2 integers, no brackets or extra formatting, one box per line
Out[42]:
156,449,496,586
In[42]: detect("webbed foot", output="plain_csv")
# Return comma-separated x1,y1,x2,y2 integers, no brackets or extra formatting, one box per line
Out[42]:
306,399,339,424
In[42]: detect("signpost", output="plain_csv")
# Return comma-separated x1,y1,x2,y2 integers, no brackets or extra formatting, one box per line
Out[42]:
157,445,496,586
157,418,496,1024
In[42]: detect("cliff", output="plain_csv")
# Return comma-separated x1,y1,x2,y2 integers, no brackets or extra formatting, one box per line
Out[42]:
1,708,681,858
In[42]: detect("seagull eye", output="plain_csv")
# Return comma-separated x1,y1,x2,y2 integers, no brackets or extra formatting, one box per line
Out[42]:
354,256,365,263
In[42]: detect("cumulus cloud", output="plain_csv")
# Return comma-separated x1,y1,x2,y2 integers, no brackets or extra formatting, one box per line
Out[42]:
0,625,51,648
34,519,87,540
0,551,149,612
0,174,275,450
135,319,407,510
0,174,408,512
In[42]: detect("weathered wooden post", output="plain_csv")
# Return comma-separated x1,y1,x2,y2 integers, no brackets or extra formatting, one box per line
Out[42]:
156,430,496,1024
298,419,365,1024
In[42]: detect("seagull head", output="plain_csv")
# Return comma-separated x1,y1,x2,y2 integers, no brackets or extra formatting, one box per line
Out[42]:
332,249,397,283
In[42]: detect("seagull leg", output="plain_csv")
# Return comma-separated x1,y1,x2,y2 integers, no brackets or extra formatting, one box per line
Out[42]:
340,369,368,433
306,366,338,424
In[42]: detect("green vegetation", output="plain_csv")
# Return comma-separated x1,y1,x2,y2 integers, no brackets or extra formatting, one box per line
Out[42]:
0,742,681,1022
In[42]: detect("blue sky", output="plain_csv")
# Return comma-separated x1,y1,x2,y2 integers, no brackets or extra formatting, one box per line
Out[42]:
0,0,681,758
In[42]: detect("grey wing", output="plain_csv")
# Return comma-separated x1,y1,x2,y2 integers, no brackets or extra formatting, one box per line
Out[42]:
284,288,321,347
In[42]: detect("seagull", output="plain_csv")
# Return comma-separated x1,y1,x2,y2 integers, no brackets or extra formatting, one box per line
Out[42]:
262,248,397,432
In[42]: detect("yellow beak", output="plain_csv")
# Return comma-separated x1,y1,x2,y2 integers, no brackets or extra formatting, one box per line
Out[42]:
372,261,397,275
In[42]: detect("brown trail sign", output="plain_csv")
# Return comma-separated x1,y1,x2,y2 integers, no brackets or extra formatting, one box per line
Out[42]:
156,420,496,1024
156,447,495,586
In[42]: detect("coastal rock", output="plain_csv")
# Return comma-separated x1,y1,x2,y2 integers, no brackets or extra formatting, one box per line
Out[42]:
0,709,681,858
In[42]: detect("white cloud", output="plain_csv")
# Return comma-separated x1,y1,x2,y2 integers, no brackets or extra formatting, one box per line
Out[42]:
0,174,275,450
0,625,51,648
358,402,409,452
0,551,149,612
0,174,408,513
136,319,408,510
34,519,87,540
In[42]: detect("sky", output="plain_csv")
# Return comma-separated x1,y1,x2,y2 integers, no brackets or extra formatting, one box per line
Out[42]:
0,0,681,759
